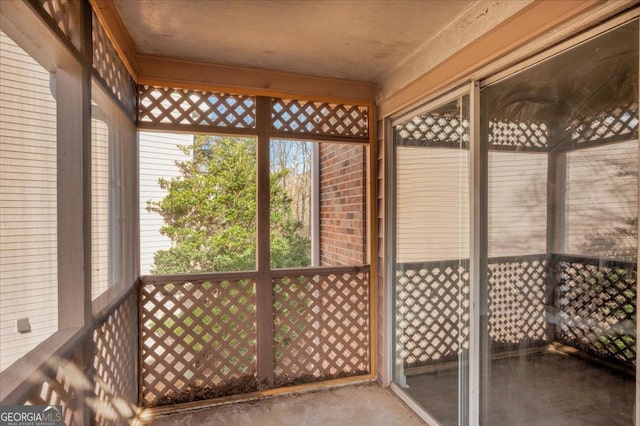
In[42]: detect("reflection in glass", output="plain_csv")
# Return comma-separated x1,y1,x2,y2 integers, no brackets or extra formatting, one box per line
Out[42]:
394,95,470,426
481,21,637,425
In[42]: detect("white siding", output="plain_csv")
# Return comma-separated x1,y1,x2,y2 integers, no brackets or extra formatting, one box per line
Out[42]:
395,147,470,263
0,30,57,371
139,131,192,274
488,152,547,258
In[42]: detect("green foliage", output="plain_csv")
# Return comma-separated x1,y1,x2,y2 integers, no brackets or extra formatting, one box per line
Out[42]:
147,136,310,274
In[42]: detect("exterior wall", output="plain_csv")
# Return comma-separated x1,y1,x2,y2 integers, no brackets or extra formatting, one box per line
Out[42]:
318,143,366,266
0,30,58,371
139,131,192,275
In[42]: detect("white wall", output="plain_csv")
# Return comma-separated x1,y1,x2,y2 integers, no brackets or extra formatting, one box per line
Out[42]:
139,131,192,275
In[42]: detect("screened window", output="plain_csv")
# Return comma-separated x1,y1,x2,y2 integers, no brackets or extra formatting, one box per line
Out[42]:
0,29,58,371
139,132,257,274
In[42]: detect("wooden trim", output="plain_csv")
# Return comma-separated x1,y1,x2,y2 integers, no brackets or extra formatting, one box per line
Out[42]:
57,65,91,329
138,375,374,420
136,54,376,104
270,265,370,278
378,0,605,118
22,0,89,68
255,96,273,388
88,0,138,80
139,270,258,285
91,279,137,323
269,131,369,144
637,20,640,422
481,7,640,88
136,121,258,137
0,1,81,71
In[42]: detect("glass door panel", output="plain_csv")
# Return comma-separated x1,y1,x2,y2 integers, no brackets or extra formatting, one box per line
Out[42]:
393,94,471,426
480,20,638,425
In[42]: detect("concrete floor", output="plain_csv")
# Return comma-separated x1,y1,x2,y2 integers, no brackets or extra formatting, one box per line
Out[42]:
146,383,426,426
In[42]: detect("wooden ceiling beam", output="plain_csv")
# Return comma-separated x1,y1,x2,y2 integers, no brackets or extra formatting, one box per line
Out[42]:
136,54,376,103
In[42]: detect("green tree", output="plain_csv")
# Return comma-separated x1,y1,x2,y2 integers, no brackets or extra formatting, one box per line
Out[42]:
147,136,310,274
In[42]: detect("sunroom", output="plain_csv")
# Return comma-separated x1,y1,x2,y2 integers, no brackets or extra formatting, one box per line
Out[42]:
0,1,637,425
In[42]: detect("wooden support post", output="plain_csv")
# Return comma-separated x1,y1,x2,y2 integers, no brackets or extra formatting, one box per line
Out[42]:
56,66,91,329
255,96,273,388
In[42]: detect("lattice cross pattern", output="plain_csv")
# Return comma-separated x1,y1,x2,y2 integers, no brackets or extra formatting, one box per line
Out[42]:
93,293,137,424
138,86,256,129
272,271,369,385
395,261,470,367
487,258,549,346
40,0,78,47
92,12,136,114
140,278,256,407
570,102,639,145
395,114,469,147
489,119,548,150
22,357,83,426
272,99,368,138
556,259,636,369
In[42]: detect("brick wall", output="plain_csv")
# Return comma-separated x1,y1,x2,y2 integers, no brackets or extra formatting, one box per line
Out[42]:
319,144,366,265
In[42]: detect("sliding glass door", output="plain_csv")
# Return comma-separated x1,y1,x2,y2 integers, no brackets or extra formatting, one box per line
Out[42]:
392,18,638,426
480,20,638,425
393,93,470,426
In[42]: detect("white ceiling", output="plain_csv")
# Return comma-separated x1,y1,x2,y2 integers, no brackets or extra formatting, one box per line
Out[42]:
113,0,474,83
